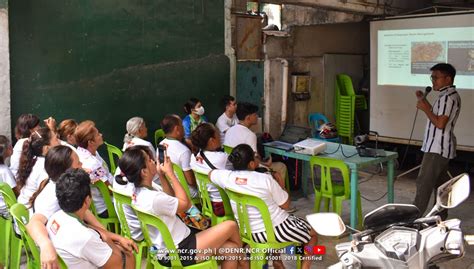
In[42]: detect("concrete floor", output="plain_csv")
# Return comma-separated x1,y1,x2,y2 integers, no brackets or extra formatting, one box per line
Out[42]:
278,164,474,269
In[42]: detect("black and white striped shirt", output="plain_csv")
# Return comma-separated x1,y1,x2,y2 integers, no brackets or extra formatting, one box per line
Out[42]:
421,85,461,159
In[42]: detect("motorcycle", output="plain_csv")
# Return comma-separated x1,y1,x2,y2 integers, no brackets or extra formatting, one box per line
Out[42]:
306,173,472,269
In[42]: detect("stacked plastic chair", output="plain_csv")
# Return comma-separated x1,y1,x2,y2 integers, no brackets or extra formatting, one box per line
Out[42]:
335,74,367,145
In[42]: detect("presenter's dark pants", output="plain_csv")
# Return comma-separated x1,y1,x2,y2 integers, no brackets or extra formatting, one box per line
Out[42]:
413,152,450,219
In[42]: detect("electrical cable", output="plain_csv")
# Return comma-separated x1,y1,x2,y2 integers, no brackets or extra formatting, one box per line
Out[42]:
362,191,388,202
340,144,358,158
400,107,419,169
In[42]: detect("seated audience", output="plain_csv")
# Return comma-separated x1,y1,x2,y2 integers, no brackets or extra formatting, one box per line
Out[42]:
47,169,136,269
16,127,60,206
57,119,78,150
0,135,15,218
160,115,198,199
113,146,161,241
122,116,155,156
75,120,114,218
117,146,247,268
27,145,136,268
10,114,41,175
182,97,208,144
190,123,232,216
210,144,318,269
215,95,238,144
223,102,288,195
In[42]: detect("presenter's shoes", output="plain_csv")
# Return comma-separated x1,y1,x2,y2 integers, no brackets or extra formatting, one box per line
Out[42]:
285,206,298,213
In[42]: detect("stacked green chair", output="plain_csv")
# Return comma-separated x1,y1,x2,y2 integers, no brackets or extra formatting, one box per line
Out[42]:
0,183,22,269
9,203,67,269
154,129,166,148
132,205,218,269
89,180,120,232
225,189,302,269
336,74,367,111
310,156,362,228
335,74,367,145
104,141,123,174
172,163,201,207
193,171,234,226
109,186,150,269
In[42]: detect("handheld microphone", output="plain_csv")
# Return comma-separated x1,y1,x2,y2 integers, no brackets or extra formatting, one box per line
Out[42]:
423,86,432,98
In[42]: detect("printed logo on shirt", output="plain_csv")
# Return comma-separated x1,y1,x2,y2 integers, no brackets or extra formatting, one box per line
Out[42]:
50,220,60,235
195,156,204,164
89,167,107,183
235,177,248,185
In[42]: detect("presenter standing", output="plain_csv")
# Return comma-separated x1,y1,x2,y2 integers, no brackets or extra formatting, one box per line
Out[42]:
413,63,461,219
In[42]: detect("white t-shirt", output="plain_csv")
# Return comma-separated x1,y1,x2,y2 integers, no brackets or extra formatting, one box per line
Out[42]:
76,147,114,214
112,176,161,241
122,137,156,157
159,138,198,198
210,170,289,233
224,124,257,152
0,164,16,216
60,140,77,153
132,186,190,257
9,138,27,176
33,180,59,220
17,157,48,207
216,113,239,144
47,210,112,269
190,151,232,202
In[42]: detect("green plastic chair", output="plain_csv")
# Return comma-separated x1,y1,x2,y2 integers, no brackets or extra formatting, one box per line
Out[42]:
109,186,150,269
335,74,367,145
0,183,22,269
223,145,233,155
310,156,362,228
172,163,201,206
104,141,123,174
193,171,234,226
132,205,218,269
336,74,367,111
9,203,67,269
89,180,120,232
154,129,165,148
225,189,302,269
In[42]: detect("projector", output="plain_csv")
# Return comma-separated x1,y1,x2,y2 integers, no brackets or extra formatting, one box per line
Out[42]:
293,138,327,155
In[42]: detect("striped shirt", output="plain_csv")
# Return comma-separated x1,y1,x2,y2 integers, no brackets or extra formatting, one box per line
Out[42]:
421,85,461,159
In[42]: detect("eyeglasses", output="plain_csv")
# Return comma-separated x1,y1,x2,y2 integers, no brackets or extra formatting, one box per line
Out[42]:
430,75,447,81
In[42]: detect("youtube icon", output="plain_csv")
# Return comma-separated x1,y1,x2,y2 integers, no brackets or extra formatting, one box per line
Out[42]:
313,245,326,255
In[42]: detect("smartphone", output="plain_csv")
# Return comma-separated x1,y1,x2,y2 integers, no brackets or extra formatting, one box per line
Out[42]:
157,144,167,164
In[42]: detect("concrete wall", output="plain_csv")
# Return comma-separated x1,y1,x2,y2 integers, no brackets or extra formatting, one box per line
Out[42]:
0,0,10,140
263,22,369,138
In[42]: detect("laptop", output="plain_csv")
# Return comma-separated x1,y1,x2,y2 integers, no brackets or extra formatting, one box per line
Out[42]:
263,125,312,151
356,146,386,157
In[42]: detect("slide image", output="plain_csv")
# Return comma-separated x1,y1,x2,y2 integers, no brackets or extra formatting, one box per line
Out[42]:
447,41,474,75
411,41,446,74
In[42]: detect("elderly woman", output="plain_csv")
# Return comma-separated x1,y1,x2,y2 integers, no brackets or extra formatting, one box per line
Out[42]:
122,116,155,156
75,120,114,218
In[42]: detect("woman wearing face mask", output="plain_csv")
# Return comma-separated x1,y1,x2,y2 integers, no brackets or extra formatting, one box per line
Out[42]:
182,98,208,142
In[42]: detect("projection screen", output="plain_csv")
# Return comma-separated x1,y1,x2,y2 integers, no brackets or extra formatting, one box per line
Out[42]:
370,11,474,149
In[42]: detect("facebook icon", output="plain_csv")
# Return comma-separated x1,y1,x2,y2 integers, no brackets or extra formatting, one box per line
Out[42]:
285,246,296,255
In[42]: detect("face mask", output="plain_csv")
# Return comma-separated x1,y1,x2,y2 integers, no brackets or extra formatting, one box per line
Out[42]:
195,106,205,116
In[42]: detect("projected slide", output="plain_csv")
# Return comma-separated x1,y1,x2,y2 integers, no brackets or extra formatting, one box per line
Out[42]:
378,27,474,89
